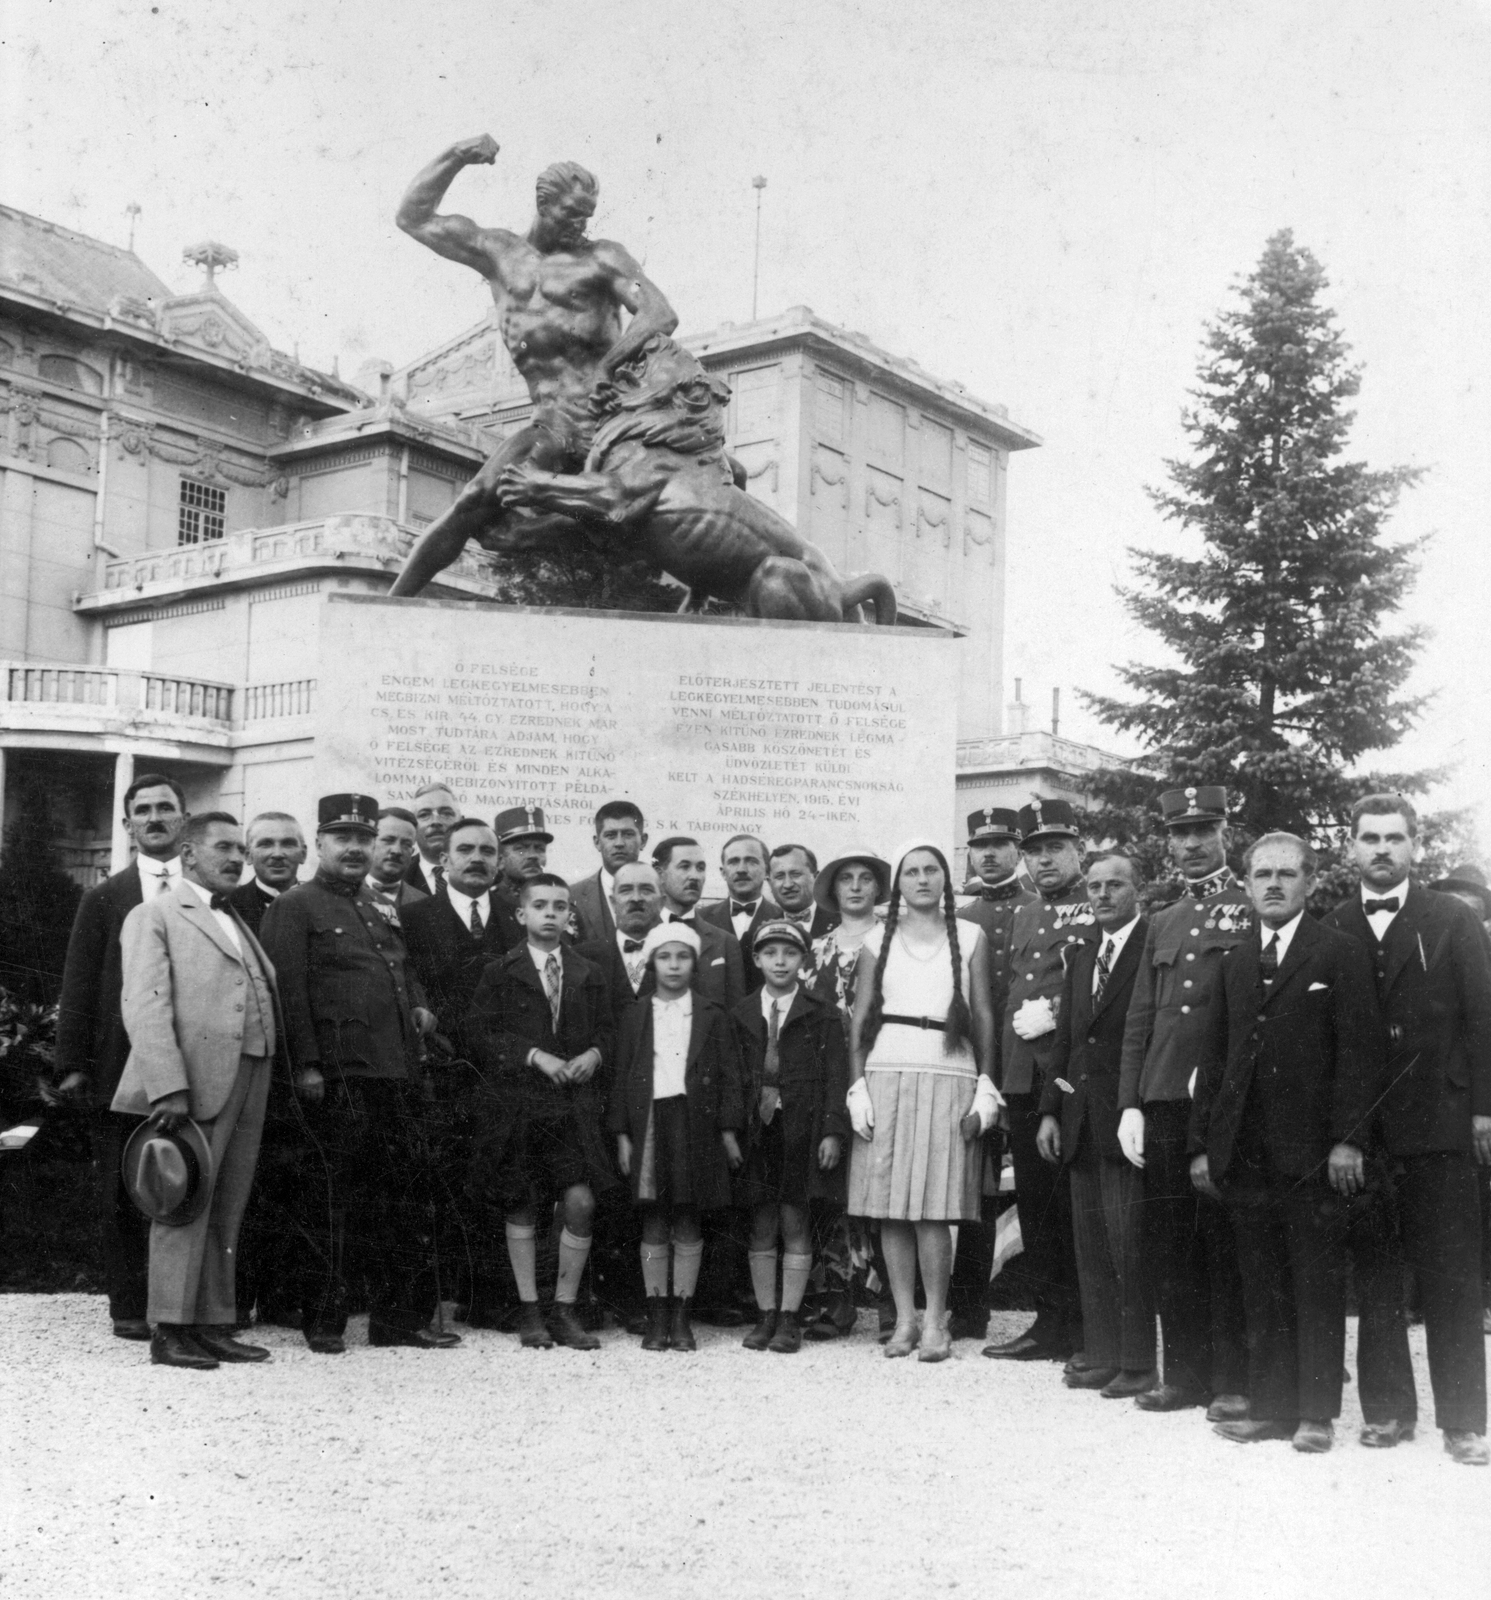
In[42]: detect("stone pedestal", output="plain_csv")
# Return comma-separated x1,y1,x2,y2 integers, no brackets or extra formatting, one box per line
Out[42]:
314,596,961,890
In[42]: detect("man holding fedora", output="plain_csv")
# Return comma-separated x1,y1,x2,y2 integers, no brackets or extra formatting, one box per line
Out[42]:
113,811,280,1370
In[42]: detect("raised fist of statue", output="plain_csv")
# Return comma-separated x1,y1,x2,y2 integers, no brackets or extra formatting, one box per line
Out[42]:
452,133,499,165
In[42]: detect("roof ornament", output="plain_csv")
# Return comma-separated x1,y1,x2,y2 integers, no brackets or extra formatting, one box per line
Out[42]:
182,240,239,288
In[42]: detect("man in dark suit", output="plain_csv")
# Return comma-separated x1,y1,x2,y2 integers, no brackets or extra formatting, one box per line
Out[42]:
653,837,746,1013
576,860,665,1018
1038,853,1154,1396
766,844,839,962
699,834,776,991
52,771,186,1339
1325,794,1491,1466
405,782,459,895
368,807,429,912
225,811,306,937
1190,832,1385,1453
568,800,647,945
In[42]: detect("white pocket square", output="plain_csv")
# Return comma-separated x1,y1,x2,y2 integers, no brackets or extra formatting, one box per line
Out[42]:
1308,981,1329,991
711,957,724,966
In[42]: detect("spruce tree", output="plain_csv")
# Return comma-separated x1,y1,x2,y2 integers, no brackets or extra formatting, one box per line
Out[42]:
1085,230,1428,842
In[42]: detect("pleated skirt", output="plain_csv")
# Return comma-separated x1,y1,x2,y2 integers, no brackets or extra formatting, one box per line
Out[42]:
846,1067,982,1222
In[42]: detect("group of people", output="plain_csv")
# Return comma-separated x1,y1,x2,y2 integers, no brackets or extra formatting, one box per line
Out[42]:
50,773,1491,1464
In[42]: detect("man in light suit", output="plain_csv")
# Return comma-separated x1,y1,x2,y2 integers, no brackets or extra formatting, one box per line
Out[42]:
113,812,281,1370
569,800,648,945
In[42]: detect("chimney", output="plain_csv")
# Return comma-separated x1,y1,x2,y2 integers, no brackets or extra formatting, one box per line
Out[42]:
1005,677,1029,737
1052,687,1061,738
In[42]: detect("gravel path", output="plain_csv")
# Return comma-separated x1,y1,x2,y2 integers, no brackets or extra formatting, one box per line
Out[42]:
2,1297,1484,1599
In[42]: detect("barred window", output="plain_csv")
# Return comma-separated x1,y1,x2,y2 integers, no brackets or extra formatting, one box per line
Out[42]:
178,478,226,544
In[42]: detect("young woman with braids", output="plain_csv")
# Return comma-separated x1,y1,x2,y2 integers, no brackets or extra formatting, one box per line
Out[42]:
846,840,1001,1361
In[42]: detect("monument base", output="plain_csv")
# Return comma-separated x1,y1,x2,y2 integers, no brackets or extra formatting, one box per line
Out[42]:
314,595,961,889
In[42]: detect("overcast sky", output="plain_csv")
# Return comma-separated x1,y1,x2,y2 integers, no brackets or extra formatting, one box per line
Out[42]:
5,1,1489,836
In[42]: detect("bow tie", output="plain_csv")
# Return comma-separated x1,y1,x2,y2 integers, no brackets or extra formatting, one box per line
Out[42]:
622,938,645,953
730,900,759,918
209,892,234,912
666,913,696,928
1364,897,1401,915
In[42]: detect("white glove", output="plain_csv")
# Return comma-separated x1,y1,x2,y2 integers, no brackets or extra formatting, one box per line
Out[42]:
1011,997,1057,1041
847,1078,875,1140
971,1074,1003,1134
1118,1107,1145,1170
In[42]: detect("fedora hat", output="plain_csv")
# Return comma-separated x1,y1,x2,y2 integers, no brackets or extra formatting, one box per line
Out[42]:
121,1116,214,1227
813,850,892,913
1430,863,1491,919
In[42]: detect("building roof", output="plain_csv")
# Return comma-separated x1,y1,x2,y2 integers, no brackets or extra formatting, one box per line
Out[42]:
0,203,173,316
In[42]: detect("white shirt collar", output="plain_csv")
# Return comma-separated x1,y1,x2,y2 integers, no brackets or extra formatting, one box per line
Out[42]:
137,855,181,891
599,866,616,898
1096,914,1140,965
1261,911,1305,964
1361,878,1410,925
446,883,491,919
760,984,798,1021
653,987,693,1012
527,941,562,974
249,878,283,898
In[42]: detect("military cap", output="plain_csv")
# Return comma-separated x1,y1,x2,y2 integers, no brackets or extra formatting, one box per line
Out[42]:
318,792,379,834
966,806,1021,844
1159,785,1229,827
494,804,554,846
1017,797,1083,845
752,918,812,955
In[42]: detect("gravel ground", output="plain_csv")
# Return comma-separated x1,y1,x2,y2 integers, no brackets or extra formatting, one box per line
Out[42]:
2,1297,1484,1600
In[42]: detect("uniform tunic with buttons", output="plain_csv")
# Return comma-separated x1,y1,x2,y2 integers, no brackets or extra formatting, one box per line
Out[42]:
958,876,1038,1032
260,870,427,1080
1000,882,1101,1095
1117,875,1253,1109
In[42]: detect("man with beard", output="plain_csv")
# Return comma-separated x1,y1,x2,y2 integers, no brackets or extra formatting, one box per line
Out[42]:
226,812,307,937
1116,787,1251,1417
368,807,429,913
982,799,1096,1364
53,773,187,1340
260,794,450,1355
406,783,460,896
569,801,647,944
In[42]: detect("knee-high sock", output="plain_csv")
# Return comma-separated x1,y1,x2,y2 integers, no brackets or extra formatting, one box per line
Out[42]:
640,1241,670,1297
748,1248,779,1311
555,1228,591,1305
781,1251,813,1314
672,1238,704,1299
505,1222,538,1303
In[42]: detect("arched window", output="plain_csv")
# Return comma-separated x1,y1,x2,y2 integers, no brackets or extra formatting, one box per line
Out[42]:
47,437,91,473
38,354,104,394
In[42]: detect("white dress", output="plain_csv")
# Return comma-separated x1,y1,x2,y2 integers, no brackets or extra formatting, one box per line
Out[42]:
846,921,984,1222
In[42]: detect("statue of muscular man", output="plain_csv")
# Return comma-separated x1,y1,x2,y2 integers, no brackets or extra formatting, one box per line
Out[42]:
389,135,678,596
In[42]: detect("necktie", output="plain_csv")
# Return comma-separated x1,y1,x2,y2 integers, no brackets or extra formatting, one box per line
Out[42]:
432,864,445,890
731,900,758,918
544,952,562,1029
1093,937,1114,1004
1260,932,1280,982
469,898,484,937
154,870,171,894
759,998,782,1126
1364,897,1400,915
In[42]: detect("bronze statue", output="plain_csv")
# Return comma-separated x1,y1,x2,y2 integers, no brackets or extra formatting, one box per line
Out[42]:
390,137,895,623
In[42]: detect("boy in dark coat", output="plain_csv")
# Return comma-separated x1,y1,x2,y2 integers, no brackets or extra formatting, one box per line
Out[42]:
729,921,848,1353
467,874,615,1350
608,923,745,1352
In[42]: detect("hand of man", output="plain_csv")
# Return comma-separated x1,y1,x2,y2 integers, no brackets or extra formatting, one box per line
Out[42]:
616,1134,632,1177
453,133,499,165
149,1090,191,1133
846,1078,875,1140
1473,1115,1491,1167
1189,1153,1218,1199
564,1050,601,1085
531,1049,568,1082
721,1131,743,1170
1328,1142,1366,1196
294,1067,325,1104
1117,1107,1146,1170
818,1135,842,1171
1011,997,1058,1041
1036,1114,1062,1165
412,1007,436,1038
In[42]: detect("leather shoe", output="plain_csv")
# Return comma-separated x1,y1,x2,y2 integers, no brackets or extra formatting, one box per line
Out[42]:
1062,1350,1096,1376
1292,1420,1333,1453
150,1325,219,1370
743,1310,778,1351
304,1331,346,1355
1214,1418,1295,1443
768,1310,803,1354
1360,1418,1414,1448
1135,1383,1208,1413
369,1320,462,1349
982,1333,1062,1362
668,1296,697,1352
191,1327,271,1363
514,1304,554,1349
641,1294,670,1352
1063,1364,1120,1390
1444,1430,1491,1466
113,1318,152,1342
1205,1393,1250,1423
1101,1368,1157,1399
548,1304,600,1351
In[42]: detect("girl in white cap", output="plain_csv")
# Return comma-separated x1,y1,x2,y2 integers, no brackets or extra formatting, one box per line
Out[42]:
607,921,745,1352
846,840,1002,1361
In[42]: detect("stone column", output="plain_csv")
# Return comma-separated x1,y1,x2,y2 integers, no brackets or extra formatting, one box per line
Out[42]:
110,750,134,873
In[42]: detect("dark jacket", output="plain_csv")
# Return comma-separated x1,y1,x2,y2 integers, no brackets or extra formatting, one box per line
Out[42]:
568,870,615,946
730,987,850,1190
607,995,745,1211
55,865,147,1106
1325,884,1491,1155
1000,882,1102,1095
698,896,795,992
225,879,287,941
1040,916,1147,1165
660,915,747,1012
402,886,517,1056
259,871,427,1080
958,876,1037,1030
1189,914,1386,1186
575,933,649,1024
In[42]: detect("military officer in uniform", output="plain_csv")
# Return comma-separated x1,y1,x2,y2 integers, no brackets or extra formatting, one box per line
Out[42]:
490,805,555,948
951,807,1035,1339
1116,786,1251,1416
260,793,456,1355
983,799,1096,1362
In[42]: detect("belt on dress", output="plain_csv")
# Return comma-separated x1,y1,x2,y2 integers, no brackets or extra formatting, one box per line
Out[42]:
881,1012,946,1031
